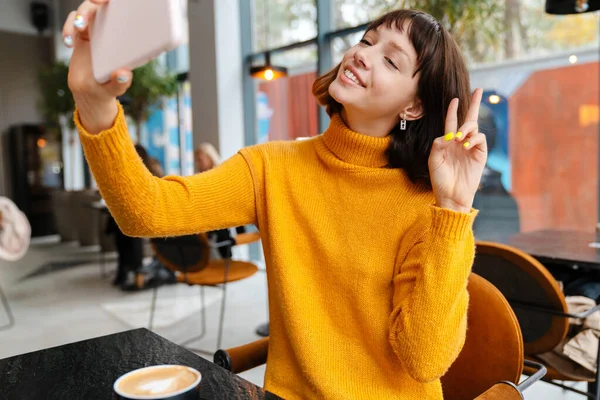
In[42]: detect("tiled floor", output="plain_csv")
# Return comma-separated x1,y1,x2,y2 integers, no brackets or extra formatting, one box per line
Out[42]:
0,237,268,387
0,237,591,399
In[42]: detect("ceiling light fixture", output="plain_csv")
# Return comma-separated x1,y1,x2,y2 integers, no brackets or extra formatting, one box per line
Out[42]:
250,0,288,81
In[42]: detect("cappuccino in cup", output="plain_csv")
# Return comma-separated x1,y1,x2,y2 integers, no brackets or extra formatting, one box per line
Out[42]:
114,365,201,400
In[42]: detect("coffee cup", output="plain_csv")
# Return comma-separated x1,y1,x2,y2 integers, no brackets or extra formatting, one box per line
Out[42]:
113,365,201,400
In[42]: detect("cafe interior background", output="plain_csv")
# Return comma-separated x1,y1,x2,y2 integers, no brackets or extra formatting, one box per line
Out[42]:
0,0,598,398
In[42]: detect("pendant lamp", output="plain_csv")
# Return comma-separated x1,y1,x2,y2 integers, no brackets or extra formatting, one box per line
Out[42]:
545,0,600,14
250,52,288,81
250,0,288,81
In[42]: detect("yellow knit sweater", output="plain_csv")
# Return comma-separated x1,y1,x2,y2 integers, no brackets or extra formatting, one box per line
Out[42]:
75,103,477,400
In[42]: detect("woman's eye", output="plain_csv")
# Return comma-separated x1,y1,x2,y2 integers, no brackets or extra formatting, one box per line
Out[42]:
385,57,398,70
359,39,372,46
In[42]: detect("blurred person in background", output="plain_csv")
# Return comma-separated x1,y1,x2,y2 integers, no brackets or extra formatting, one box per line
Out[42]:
194,142,221,173
106,144,167,289
195,142,246,259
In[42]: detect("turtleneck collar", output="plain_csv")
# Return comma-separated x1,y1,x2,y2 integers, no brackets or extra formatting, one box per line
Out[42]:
321,113,391,168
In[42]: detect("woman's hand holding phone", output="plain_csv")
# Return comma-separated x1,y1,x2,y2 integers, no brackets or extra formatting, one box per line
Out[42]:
63,0,132,134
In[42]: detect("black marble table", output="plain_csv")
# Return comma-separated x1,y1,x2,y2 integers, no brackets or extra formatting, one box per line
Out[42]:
504,229,600,269
0,328,280,400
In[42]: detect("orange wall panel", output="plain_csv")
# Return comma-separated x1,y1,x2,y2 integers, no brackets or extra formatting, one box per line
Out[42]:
510,62,599,232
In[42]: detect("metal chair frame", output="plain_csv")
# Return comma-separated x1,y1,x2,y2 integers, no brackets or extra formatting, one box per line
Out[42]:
0,283,14,331
510,300,600,399
148,238,236,356
474,241,600,399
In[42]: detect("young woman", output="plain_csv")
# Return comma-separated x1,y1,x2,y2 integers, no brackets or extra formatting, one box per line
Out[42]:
63,2,487,399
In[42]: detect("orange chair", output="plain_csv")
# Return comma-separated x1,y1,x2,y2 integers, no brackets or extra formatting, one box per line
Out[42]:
473,241,600,399
214,273,546,399
150,231,261,354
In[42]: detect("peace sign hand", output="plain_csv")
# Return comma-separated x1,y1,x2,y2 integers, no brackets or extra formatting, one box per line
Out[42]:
428,88,487,213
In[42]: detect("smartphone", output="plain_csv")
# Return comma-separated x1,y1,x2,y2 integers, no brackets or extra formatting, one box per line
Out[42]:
90,0,185,83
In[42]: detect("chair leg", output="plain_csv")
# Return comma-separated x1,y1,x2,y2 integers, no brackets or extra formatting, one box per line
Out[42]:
256,273,269,337
0,283,15,331
184,286,208,342
200,286,207,339
588,382,598,400
180,285,211,354
148,286,159,331
590,343,600,400
182,259,231,355
217,284,227,350
216,258,231,350
100,250,106,278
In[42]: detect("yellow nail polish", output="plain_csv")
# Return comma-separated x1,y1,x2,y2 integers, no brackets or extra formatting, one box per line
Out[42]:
74,14,86,29
444,132,454,141
456,132,463,139
463,141,470,148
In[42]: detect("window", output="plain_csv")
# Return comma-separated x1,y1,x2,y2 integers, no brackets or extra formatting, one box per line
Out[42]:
141,0,193,177
254,45,319,142
242,0,600,232
251,0,317,52
468,1,599,237
139,79,193,177
453,0,599,64
270,45,318,70
331,31,364,64
332,0,396,29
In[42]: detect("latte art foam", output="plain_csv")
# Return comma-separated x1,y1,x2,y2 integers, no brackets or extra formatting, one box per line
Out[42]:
117,366,198,396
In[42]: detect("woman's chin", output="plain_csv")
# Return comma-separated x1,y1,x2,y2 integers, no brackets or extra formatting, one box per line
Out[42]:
329,79,350,105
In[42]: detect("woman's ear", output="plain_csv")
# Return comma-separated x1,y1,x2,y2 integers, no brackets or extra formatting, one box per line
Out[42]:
402,100,424,121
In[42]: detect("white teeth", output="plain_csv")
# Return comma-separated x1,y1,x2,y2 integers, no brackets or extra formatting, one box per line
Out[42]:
344,69,361,86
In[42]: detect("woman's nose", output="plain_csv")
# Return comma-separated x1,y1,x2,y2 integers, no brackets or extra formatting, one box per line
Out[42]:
353,48,371,69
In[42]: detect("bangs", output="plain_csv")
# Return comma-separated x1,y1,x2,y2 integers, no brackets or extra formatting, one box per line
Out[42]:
365,10,443,77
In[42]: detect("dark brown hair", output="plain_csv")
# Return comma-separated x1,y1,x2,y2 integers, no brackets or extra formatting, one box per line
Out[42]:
313,9,471,187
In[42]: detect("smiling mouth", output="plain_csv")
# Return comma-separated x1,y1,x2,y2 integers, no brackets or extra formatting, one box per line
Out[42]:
343,69,365,87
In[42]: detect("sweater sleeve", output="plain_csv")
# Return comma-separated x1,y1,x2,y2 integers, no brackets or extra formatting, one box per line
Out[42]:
388,205,477,383
74,103,257,238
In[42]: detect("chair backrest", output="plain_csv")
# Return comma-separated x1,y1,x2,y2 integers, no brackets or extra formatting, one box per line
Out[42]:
475,382,523,400
151,233,210,273
72,190,102,246
50,190,78,241
472,241,569,355
441,273,524,400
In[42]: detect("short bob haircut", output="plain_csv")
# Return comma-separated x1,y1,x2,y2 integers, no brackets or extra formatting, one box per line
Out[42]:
313,9,471,187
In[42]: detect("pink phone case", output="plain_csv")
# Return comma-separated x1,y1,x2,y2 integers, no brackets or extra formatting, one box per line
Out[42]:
90,0,185,83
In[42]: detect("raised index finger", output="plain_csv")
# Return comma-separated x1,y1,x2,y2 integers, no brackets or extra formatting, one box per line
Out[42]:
445,98,459,134
466,88,483,122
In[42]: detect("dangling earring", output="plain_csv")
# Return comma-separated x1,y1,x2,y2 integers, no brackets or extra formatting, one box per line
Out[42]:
400,114,407,131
